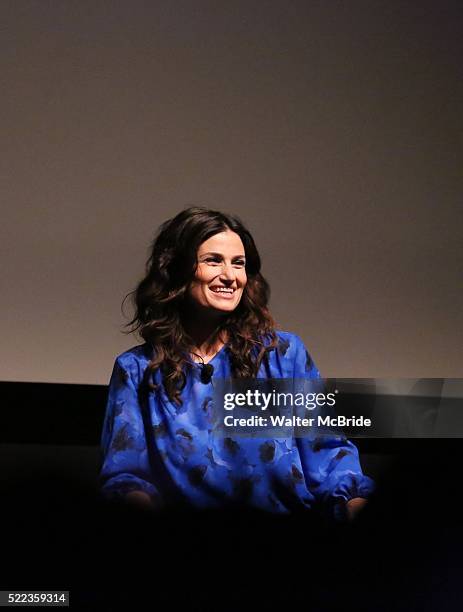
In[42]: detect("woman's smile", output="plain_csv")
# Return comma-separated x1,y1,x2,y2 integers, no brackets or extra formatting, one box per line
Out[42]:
208,286,236,299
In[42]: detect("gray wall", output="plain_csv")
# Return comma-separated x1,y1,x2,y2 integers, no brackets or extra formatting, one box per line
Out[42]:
2,1,462,384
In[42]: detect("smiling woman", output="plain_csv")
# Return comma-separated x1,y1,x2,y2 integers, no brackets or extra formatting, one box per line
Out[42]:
99,206,375,521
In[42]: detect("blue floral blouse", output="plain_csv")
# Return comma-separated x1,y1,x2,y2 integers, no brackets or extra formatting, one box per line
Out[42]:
99,331,375,520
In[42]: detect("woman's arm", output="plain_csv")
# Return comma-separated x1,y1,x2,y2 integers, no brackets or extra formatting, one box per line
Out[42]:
292,334,375,521
99,356,160,507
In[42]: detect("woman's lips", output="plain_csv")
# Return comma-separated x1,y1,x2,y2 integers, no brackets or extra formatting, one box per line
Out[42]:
208,287,236,299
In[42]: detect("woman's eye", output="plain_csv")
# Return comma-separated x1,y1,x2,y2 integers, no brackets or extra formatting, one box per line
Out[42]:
203,257,245,266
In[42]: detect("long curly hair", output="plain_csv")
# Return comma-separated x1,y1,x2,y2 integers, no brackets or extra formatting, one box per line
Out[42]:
123,206,279,405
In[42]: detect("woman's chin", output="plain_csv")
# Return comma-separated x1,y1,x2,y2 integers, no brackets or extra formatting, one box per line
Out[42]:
207,300,238,314
211,304,236,314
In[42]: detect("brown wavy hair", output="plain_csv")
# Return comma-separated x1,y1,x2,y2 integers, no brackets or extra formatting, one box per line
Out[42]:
122,206,279,405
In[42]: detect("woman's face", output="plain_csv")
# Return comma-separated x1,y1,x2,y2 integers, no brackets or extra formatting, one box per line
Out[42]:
187,230,247,315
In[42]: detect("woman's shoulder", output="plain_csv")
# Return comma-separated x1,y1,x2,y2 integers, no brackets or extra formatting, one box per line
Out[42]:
270,330,319,375
272,330,307,356
112,343,153,380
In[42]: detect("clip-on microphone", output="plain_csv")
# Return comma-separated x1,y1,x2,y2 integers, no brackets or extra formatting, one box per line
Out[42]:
200,363,214,384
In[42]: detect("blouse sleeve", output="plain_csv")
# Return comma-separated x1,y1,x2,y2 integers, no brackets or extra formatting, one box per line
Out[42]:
292,335,375,521
99,356,160,503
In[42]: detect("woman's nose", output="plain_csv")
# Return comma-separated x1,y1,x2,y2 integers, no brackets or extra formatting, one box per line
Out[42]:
219,262,235,281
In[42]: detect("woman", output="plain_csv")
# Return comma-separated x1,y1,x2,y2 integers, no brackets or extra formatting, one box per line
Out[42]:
99,206,374,521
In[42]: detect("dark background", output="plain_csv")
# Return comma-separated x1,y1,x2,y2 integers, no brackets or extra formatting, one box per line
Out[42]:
1,381,462,610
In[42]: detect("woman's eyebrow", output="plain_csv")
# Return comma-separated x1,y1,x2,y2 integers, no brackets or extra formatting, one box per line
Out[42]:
201,252,246,258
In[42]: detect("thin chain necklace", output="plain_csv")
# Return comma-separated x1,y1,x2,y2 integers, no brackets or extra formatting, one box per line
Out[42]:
191,334,226,364
191,342,224,364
